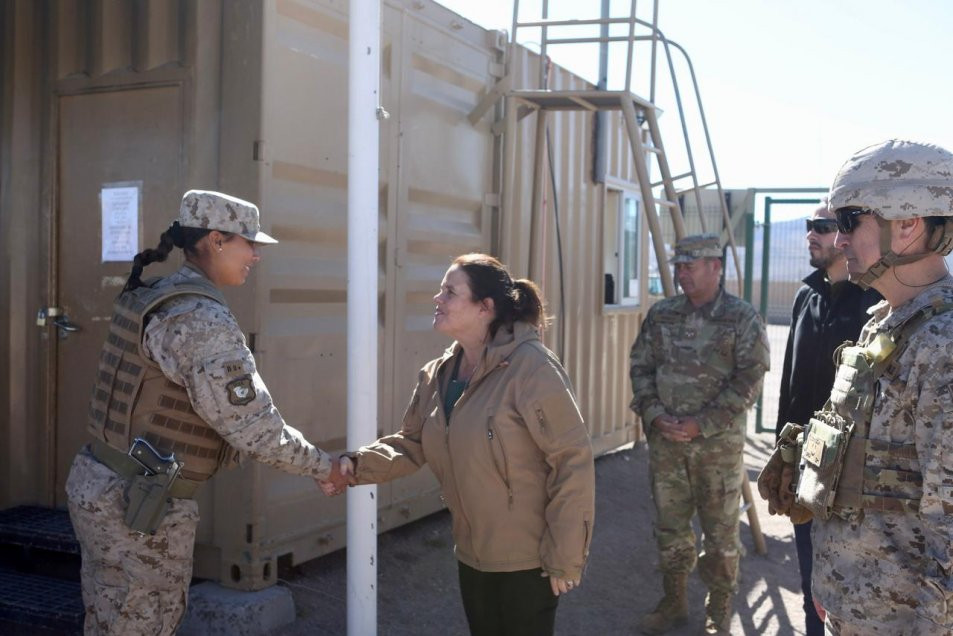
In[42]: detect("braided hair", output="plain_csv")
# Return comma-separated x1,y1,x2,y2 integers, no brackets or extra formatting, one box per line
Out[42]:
122,222,219,292
452,253,548,337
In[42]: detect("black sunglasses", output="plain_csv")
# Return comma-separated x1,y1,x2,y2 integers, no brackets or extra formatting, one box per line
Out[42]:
834,207,874,234
805,218,838,235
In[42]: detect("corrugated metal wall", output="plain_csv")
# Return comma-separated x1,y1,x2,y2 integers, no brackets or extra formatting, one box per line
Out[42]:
2,0,655,588
211,0,505,586
52,0,186,79
501,48,646,455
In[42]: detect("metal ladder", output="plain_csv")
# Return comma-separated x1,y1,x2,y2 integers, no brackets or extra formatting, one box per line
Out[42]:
469,0,744,293
468,0,764,555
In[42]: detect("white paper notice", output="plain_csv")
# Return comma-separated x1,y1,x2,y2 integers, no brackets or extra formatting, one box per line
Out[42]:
101,186,139,262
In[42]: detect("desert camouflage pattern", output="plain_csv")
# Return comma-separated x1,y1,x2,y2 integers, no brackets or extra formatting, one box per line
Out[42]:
669,233,723,263
178,189,277,244
67,450,198,635
630,288,769,590
812,277,953,633
141,264,332,479
829,139,953,221
67,263,331,633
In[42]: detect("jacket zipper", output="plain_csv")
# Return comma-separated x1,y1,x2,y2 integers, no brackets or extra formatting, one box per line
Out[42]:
438,391,478,559
487,427,514,508
441,357,513,554
451,359,508,413
535,406,547,433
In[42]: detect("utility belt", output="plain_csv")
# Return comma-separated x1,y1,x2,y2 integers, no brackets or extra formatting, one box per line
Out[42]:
89,437,201,535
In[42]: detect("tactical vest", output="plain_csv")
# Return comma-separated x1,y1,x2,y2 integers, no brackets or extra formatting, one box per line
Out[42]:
797,298,953,521
87,276,236,482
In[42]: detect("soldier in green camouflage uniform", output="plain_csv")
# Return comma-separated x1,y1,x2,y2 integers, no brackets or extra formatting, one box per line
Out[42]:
66,191,333,636
629,234,769,635
807,140,953,634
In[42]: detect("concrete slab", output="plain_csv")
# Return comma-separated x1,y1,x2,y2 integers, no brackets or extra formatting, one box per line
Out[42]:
180,581,296,636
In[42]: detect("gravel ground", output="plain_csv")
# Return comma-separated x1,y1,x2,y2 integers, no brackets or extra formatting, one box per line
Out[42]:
271,325,805,635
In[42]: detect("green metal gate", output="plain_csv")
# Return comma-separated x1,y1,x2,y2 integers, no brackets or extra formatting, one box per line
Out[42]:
743,188,828,434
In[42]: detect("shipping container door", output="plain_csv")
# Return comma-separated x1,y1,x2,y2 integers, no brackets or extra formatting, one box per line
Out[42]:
384,13,497,522
53,86,183,505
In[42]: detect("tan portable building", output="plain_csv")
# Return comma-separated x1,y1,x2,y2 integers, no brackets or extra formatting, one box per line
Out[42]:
1,0,662,590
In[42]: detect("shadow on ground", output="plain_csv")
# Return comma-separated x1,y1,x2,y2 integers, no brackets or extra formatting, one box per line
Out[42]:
272,438,806,635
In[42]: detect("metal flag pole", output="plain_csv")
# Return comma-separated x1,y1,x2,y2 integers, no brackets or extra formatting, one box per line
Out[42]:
347,1,381,633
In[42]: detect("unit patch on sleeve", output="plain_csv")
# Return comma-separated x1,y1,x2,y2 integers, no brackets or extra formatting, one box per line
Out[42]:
226,376,256,406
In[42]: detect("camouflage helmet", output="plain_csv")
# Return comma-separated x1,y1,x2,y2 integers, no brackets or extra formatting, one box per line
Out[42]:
178,190,278,244
829,140,953,220
670,233,722,263
829,140,953,289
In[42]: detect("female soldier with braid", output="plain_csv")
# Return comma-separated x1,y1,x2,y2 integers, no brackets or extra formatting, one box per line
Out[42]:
66,190,334,636
323,253,595,636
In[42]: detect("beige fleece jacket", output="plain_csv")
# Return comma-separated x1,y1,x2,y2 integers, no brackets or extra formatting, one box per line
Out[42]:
352,321,595,580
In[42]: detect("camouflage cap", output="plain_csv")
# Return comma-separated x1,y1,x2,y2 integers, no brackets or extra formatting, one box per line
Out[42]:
178,190,278,244
669,233,722,263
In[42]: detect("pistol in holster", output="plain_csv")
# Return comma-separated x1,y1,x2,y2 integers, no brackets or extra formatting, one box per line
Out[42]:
123,438,182,536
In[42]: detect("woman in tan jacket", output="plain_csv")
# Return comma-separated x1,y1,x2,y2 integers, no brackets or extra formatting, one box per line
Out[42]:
325,253,595,636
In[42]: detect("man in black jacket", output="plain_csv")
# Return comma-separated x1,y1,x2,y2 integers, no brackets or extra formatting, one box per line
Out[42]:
775,199,881,636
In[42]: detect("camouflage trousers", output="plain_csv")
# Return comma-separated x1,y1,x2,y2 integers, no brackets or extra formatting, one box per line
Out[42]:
647,431,744,594
823,611,948,635
66,447,199,636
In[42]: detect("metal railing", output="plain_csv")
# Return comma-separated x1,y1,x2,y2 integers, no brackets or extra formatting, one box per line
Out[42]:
508,0,743,287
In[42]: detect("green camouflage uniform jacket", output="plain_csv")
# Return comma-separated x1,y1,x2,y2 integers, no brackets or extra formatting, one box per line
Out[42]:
629,287,770,440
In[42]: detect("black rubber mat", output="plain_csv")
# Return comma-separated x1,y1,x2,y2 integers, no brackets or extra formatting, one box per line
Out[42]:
0,569,83,634
0,506,79,554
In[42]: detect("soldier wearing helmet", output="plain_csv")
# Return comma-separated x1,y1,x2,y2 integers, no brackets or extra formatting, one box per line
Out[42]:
829,139,953,291
761,140,953,633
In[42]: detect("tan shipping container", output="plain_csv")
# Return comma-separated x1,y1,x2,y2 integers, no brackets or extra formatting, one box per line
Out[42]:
1,0,660,590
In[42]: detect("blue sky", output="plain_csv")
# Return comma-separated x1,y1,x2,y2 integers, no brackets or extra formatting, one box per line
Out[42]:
435,1,953,190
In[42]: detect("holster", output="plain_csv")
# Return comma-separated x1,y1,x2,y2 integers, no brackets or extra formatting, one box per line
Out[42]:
124,468,180,535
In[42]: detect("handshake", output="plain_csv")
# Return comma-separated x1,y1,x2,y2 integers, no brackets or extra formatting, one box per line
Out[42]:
316,455,357,497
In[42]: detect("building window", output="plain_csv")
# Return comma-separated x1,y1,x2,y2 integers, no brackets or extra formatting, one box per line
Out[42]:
604,188,641,306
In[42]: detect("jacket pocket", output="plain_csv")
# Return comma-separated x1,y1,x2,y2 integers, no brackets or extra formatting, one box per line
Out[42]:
702,325,736,374
486,413,514,508
532,392,584,440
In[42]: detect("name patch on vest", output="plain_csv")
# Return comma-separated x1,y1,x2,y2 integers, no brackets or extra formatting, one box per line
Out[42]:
226,376,256,406
803,435,825,467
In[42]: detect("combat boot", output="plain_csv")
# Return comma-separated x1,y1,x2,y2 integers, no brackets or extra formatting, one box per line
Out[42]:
639,573,688,635
703,590,733,634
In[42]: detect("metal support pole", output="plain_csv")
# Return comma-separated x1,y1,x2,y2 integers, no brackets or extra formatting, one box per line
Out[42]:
751,197,773,434
528,108,548,282
760,197,772,321
743,209,754,304
347,2,380,634
592,0,609,184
